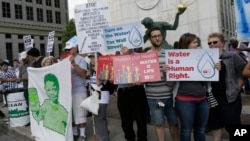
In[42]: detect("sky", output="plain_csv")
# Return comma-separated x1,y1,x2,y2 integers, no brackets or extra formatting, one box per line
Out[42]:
68,0,87,19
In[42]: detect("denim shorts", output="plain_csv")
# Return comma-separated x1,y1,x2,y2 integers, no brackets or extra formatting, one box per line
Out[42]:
148,98,178,126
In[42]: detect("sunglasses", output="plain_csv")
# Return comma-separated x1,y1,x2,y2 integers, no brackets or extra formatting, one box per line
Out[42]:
65,49,70,52
208,41,219,45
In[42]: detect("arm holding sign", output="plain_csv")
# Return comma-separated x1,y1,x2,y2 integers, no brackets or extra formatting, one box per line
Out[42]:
70,56,87,78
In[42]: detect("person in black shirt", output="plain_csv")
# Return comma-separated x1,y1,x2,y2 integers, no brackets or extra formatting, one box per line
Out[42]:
27,48,44,68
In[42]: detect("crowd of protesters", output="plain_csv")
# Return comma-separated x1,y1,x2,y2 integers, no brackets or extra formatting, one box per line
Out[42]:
0,29,249,141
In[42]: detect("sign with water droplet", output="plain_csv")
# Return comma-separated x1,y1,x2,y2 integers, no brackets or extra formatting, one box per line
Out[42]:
103,22,144,52
165,49,219,81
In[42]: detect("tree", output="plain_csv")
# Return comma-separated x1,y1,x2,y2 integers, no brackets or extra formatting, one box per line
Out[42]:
61,19,76,53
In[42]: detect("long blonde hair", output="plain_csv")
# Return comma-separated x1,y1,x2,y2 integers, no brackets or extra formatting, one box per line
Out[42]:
41,57,53,67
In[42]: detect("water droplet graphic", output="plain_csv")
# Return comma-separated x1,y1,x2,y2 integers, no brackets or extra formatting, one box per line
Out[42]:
197,51,215,78
129,26,142,47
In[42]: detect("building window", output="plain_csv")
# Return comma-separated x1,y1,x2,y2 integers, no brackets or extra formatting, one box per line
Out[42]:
6,43,13,65
55,11,61,24
58,44,62,55
15,4,23,19
26,0,32,2
37,8,43,22
40,44,45,56
26,6,33,20
18,43,25,52
36,0,42,4
46,0,51,6
55,0,60,8
18,35,23,39
58,37,61,41
46,10,53,23
40,36,44,40
2,2,11,18
5,34,11,38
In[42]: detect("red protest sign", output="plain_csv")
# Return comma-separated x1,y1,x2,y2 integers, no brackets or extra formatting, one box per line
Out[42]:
97,55,115,80
113,52,160,84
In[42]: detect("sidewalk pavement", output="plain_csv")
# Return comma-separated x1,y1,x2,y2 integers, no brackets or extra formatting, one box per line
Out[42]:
2,94,250,141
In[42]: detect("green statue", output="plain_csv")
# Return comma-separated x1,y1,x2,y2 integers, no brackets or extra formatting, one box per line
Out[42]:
141,7,186,49
29,73,68,135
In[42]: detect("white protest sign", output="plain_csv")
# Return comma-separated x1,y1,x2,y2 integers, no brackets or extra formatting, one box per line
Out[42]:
166,48,219,81
104,22,144,52
47,31,55,53
23,35,33,51
74,1,111,53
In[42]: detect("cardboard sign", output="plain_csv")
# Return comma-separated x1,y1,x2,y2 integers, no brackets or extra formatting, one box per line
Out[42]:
97,55,115,80
166,49,219,81
103,22,144,52
74,1,111,53
23,35,33,50
47,31,55,53
113,52,160,84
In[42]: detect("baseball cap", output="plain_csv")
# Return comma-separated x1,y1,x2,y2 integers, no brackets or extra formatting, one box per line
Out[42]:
64,41,77,50
1,59,9,66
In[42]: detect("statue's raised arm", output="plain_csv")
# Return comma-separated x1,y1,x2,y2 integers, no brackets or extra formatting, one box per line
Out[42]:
141,6,186,49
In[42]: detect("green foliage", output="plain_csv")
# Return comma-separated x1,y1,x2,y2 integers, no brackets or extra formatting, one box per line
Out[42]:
61,19,76,52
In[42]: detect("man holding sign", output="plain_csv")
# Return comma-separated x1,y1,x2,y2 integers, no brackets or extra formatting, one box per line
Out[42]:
116,46,148,141
144,27,179,141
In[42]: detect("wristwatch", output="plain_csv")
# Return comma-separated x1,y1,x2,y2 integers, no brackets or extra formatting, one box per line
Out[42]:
135,0,160,10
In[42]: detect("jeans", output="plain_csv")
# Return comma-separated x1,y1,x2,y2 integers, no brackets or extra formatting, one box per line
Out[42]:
176,98,209,141
94,104,109,141
147,98,178,126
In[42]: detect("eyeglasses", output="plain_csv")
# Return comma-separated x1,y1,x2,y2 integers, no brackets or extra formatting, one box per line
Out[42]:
151,35,162,39
65,49,70,52
208,41,219,45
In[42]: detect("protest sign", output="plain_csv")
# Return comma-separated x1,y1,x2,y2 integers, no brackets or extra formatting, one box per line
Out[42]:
47,31,55,53
28,58,73,141
97,55,115,80
75,1,111,53
23,35,33,50
104,22,144,52
166,49,219,81
234,0,250,40
113,52,160,84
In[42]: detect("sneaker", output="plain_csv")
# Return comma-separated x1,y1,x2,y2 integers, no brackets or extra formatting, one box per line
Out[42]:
78,136,86,141
5,121,10,125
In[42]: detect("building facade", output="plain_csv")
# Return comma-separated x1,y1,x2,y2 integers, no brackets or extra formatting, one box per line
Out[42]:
0,0,68,65
89,0,236,49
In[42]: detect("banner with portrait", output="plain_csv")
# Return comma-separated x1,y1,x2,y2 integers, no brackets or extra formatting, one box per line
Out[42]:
27,58,73,141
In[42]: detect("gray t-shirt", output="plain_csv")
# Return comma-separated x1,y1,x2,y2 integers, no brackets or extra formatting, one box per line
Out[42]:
71,55,88,94
177,81,206,97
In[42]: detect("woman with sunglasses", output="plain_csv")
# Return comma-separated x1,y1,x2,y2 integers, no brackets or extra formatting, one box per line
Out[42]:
165,33,221,141
206,32,245,141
